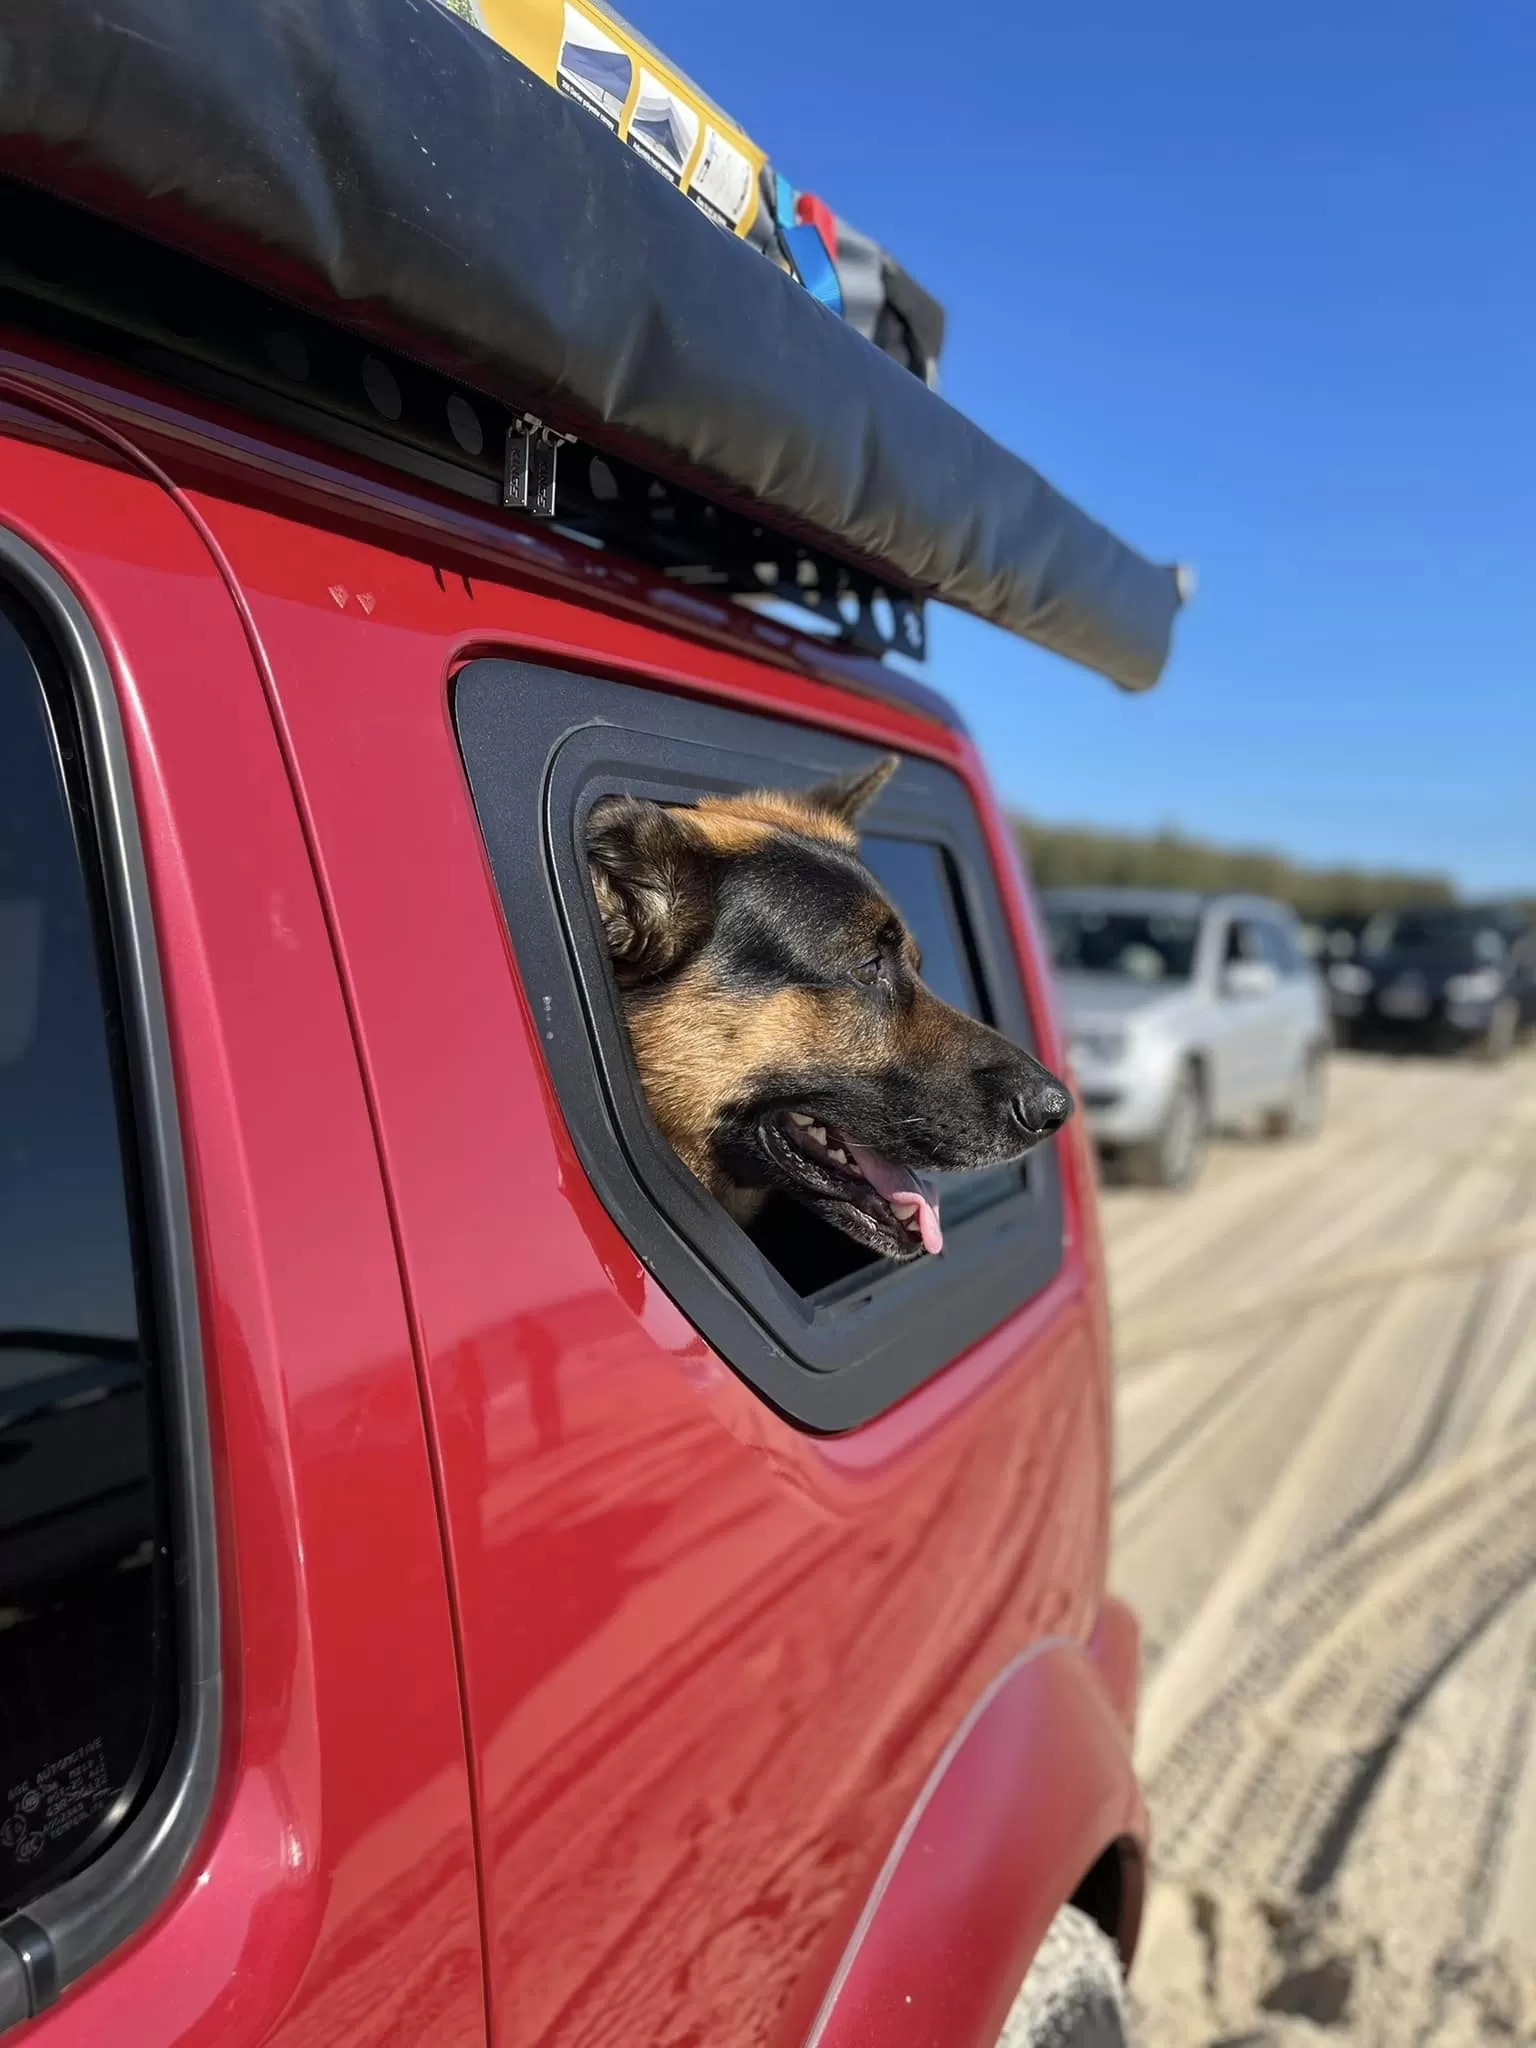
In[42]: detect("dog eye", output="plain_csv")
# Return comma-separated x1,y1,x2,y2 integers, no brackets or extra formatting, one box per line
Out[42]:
852,952,887,986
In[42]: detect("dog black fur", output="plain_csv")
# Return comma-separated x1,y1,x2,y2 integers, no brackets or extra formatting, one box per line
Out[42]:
586,757,1072,1261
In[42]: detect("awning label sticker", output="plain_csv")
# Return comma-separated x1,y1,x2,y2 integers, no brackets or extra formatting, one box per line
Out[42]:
556,4,631,132
688,125,754,230
628,67,699,186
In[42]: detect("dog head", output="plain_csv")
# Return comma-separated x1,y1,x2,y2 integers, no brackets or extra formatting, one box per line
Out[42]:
586,756,1073,1261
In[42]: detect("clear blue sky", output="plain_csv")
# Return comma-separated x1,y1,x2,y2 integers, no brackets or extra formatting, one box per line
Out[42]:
633,1,1533,893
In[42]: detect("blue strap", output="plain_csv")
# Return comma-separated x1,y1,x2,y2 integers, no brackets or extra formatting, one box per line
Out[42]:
772,171,843,315
780,224,844,315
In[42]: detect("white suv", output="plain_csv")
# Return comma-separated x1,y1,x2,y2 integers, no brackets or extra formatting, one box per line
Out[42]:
1042,888,1331,1187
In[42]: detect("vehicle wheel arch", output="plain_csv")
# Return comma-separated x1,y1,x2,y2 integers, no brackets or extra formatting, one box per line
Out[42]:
802,1638,1147,2048
1069,1832,1146,1967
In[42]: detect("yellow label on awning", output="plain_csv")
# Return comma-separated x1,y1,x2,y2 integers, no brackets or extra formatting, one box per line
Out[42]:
460,0,766,236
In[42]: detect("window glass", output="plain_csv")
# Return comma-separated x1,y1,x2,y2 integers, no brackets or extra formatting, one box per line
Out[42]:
1045,905,1200,983
1253,920,1300,975
859,836,982,1019
1362,909,1509,963
0,605,172,1913
853,835,1017,1235
750,831,1014,1295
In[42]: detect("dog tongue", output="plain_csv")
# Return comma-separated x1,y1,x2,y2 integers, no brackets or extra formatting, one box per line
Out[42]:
845,1145,944,1255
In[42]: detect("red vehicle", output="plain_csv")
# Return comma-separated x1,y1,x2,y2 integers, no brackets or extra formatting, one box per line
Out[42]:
0,8,1183,2043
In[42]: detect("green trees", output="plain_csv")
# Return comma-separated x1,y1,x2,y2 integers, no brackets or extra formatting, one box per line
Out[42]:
1013,818,1458,918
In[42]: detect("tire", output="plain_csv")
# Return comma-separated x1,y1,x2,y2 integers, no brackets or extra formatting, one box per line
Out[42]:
998,1904,1132,2048
1479,996,1519,1064
1263,1047,1327,1140
1133,1066,1206,1189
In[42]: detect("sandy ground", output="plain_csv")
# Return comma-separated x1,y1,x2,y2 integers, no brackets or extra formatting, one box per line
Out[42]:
1101,1048,1536,2047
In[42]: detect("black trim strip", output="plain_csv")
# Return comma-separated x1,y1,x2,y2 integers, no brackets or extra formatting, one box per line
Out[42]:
0,1943,25,2031
0,1918,56,2014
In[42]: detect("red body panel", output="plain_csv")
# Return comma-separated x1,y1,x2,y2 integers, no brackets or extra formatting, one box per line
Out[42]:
807,1637,1144,2048
0,383,483,2048
0,336,1143,2048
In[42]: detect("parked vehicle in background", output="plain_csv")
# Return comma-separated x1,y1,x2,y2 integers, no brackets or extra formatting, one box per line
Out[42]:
1044,889,1331,1188
1339,906,1532,1058
1301,911,1368,963
1488,904,1536,1033
1300,912,1371,1036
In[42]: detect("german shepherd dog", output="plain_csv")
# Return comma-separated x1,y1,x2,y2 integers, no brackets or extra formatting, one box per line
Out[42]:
586,756,1073,1261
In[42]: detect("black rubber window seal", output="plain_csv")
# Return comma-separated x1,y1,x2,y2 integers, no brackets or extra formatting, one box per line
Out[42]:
0,529,220,2031
453,657,1064,1433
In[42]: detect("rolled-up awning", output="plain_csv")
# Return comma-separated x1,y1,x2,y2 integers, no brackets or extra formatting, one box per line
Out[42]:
0,0,1185,689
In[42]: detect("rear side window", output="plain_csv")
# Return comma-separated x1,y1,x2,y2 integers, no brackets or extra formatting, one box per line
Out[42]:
0,605,174,1914
454,658,1064,1430
1225,917,1275,967
857,837,980,1015
857,836,1020,1229
1252,919,1303,976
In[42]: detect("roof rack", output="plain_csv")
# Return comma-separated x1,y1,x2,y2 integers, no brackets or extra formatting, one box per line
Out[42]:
0,183,926,662
0,0,1185,689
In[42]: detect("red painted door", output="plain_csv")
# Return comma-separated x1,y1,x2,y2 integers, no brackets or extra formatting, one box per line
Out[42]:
0,380,483,2048
187,484,1113,2048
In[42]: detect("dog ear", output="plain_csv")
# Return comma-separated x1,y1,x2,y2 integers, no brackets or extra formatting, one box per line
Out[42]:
585,795,711,985
803,754,899,827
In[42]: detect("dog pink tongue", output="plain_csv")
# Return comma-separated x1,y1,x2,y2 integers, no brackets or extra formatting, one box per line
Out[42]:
845,1145,944,1255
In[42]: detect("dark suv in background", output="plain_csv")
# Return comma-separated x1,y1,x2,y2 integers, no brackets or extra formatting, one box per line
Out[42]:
1332,905,1535,1058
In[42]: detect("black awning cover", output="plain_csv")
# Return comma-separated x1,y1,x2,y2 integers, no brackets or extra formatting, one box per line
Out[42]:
0,0,1184,688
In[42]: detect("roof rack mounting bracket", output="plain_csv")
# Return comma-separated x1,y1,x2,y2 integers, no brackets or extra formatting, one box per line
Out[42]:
504,414,574,518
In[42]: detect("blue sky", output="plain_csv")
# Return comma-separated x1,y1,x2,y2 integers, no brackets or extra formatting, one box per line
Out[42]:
633,1,1533,893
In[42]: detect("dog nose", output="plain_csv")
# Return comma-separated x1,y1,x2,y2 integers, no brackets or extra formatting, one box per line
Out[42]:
1012,1078,1073,1136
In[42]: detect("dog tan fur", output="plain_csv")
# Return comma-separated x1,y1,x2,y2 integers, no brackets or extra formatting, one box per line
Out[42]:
586,757,1072,1260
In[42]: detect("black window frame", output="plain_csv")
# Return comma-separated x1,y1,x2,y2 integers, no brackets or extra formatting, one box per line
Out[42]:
0,528,218,2032
454,658,1065,1432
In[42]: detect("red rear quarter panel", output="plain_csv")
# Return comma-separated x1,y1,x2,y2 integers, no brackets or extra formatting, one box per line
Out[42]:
0,345,1141,2048
193,490,1136,2047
